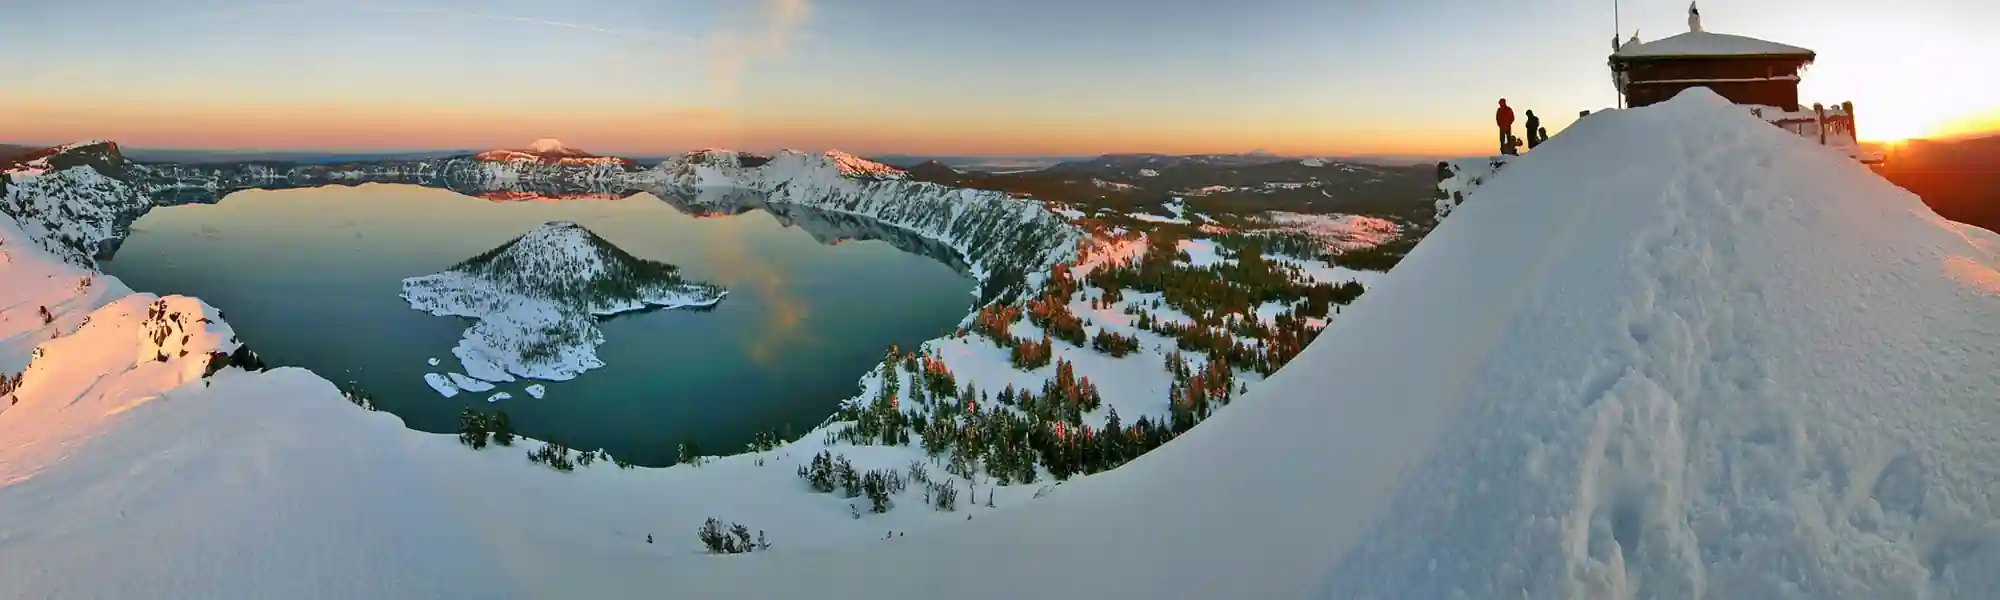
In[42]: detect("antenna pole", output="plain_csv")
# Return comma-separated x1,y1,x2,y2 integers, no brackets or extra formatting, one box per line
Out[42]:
1614,0,1625,109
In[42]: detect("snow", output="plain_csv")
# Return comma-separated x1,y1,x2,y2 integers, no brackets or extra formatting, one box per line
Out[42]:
1127,213,1189,225
1137,168,1159,177
1271,254,1386,288
1049,205,1086,219
1256,212,1401,253
1091,179,1136,191
485,392,512,403
1435,156,1509,221
1072,236,1146,277
530,138,571,154
422,372,459,398
1175,238,1231,268
4,88,1998,599
820,150,907,180
1181,185,1236,196
1613,31,1814,59
524,383,546,399
1253,301,1290,325
650,148,1080,303
1300,158,1327,167
1127,198,1192,224
426,357,440,366
448,372,495,393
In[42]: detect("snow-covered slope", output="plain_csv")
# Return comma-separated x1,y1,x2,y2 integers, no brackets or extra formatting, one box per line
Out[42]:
401,221,725,382
2,88,1995,599
646,88,2000,598
0,141,152,266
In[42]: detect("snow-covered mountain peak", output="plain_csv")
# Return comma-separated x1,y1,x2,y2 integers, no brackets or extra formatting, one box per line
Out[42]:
472,220,616,279
529,138,573,155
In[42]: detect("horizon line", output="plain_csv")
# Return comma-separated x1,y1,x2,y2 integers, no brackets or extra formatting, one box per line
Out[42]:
4,140,1482,162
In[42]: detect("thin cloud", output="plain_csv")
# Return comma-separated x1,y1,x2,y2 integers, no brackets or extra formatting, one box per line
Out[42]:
705,0,814,98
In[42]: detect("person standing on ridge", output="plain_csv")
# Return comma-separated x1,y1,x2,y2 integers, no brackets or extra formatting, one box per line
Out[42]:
1496,99,1517,156
1524,109,1542,150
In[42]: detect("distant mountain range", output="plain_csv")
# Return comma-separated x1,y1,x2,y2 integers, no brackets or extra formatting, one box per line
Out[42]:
872,152,1453,173
472,139,636,167
1872,133,2000,233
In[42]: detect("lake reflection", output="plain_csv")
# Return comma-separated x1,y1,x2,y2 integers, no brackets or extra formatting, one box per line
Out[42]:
106,184,974,466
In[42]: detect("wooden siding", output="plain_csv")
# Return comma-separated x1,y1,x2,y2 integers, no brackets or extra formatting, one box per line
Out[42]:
1615,56,1811,110
1627,79,1800,109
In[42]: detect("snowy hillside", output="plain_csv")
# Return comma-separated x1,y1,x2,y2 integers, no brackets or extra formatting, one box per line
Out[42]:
0,141,152,266
401,221,725,383
0,88,1995,599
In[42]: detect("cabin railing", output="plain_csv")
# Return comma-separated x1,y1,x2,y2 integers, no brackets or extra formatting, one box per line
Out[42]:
1750,102,1884,164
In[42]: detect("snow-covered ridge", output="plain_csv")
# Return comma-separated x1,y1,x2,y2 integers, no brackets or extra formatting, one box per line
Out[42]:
401,221,726,383
651,148,1080,303
473,139,635,167
27,142,1068,307
1,143,151,266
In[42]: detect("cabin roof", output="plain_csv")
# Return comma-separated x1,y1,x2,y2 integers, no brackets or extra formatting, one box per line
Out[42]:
1614,31,1815,60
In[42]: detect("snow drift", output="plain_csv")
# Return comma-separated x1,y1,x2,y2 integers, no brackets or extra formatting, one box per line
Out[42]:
0,88,1995,599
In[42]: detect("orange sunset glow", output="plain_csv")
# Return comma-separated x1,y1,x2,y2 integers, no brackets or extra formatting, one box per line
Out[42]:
3,1,1995,156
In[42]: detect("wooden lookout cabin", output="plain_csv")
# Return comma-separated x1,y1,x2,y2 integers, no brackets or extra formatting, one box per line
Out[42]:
1608,3,1880,163
1610,30,1813,109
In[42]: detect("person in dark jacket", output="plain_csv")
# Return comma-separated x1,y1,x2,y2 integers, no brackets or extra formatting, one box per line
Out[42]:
1524,110,1543,149
1496,99,1516,156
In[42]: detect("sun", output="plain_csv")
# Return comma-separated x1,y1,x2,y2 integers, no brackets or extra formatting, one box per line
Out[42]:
1858,114,1928,144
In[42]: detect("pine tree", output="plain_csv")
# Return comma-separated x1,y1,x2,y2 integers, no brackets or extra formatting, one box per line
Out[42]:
697,518,728,554
678,440,702,466
729,523,753,553
491,410,515,446
458,408,489,449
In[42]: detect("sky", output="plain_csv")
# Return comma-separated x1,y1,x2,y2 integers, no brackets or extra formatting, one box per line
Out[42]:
3,0,1997,157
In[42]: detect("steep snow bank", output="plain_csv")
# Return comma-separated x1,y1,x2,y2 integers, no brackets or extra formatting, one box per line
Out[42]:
1322,89,2000,599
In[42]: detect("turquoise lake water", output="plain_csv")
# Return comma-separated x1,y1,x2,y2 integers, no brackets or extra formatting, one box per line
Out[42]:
105,184,974,466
